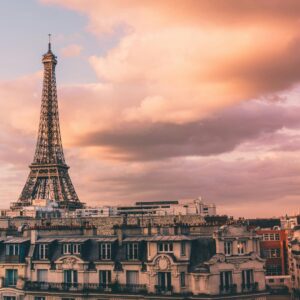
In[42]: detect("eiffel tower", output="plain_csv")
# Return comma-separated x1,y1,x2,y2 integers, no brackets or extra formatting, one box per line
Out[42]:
11,37,83,210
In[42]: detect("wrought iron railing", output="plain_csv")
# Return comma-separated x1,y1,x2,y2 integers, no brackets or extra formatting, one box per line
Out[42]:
154,285,173,294
219,284,237,294
25,282,147,294
3,279,17,288
5,255,22,263
241,282,258,292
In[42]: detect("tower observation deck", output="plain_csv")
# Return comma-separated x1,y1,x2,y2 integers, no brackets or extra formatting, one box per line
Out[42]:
11,37,83,210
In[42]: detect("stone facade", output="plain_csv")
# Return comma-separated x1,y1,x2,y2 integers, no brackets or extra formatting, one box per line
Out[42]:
0,223,268,299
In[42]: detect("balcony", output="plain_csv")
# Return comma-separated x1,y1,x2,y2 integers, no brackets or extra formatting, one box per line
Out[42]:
3,280,17,288
219,284,237,295
5,255,22,263
25,282,147,294
241,282,258,292
114,283,147,294
155,285,173,295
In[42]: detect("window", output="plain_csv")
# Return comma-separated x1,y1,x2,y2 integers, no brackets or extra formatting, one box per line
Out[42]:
266,264,282,276
4,297,16,300
181,242,186,256
126,271,139,285
6,244,19,256
37,269,48,282
63,244,72,254
64,270,78,284
263,249,281,258
224,241,233,256
158,272,172,290
39,244,48,260
242,270,253,289
5,269,18,286
100,243,111,260
180,272,185,287
220,271,232,290
237,241,247,255
263,233,280,241
99,270,111,285
35,297,45,300
127,243,139,260
73,244,81,255
158,242,173,253
268,279,275,283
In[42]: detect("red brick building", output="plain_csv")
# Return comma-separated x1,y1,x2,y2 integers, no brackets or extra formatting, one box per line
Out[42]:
256,228,289,275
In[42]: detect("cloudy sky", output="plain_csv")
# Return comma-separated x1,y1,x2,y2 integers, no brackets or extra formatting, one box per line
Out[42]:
1,0,300,217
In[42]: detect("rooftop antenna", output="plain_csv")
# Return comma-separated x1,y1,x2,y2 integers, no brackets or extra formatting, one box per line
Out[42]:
48,33,52,51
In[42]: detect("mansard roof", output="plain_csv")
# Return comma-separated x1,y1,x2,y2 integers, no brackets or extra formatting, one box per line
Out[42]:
4,237,30,244
189,237,216,273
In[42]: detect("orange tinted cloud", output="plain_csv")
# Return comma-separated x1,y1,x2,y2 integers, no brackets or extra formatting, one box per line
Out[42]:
42,0,300,124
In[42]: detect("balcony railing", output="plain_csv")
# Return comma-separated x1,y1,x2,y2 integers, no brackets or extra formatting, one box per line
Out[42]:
3,280,17,288
155,285,173,294
25,282,147,294
219,284,237,294
115,284,147,293
5,255,22,263
241,282,258,292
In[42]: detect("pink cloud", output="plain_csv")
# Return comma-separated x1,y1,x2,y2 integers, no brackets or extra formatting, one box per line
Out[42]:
40,0,300,124
60,43,83,57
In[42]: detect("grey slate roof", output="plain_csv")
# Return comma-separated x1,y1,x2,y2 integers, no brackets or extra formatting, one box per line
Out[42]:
4,237,30,244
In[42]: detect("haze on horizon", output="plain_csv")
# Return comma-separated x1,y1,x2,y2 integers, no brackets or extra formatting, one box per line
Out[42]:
0,0,300,218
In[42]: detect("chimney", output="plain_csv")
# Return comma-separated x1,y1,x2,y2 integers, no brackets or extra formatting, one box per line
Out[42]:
30,230,38,244
116,227,123,246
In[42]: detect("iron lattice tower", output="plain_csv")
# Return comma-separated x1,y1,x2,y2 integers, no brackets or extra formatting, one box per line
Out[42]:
12,39,83,210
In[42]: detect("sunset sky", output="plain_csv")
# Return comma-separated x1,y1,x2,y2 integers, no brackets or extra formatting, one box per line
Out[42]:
1,0,300,217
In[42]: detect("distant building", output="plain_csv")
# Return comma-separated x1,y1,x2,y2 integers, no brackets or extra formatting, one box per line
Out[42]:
75,197,217,218
281,215,300,230
257,227,289,276
257,227,290,294
7,199,61,219
74,206,113,218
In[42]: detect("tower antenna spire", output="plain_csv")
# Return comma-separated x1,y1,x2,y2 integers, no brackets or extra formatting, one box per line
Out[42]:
11,38,83,211
48,33,51,51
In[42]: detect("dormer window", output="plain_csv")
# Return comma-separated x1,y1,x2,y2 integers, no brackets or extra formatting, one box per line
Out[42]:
63,243,82,255
100,243,111,260
237,241,247,255
6,244,19,256
39,244,49,260
158,242,173,253
63,244,72,254
224,241,233,256
73,244,81,255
